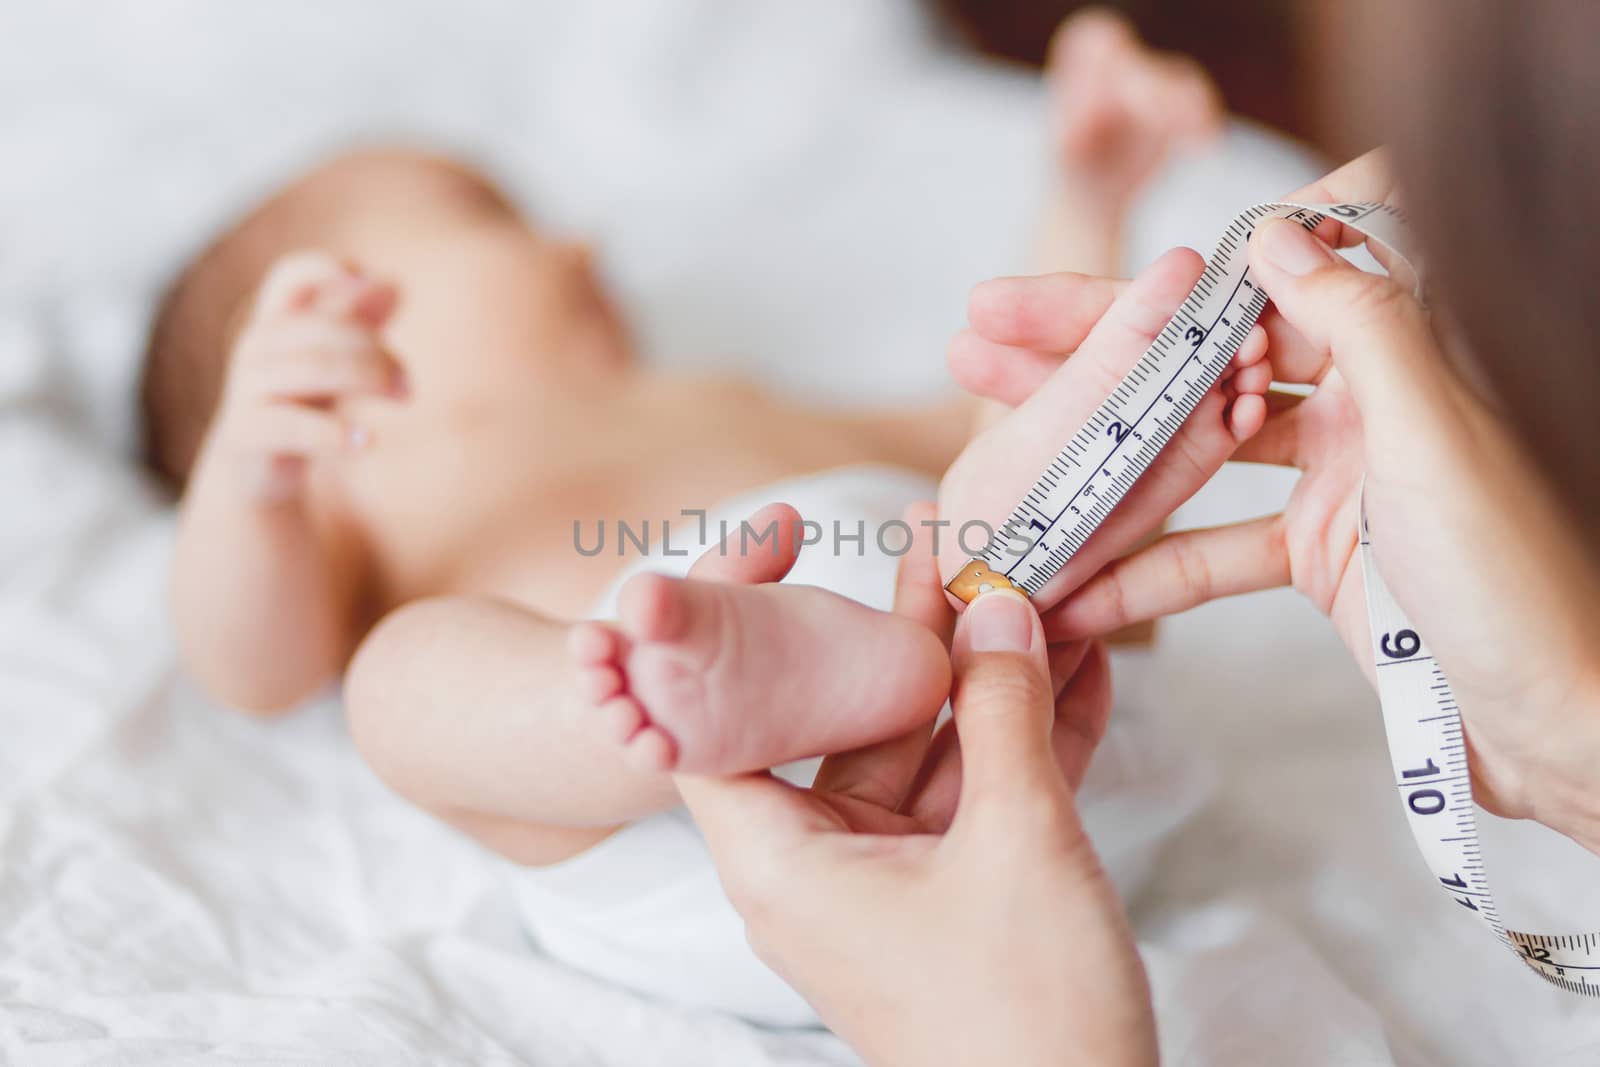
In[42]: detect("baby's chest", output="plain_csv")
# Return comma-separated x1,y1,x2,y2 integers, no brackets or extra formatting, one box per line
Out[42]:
345,394,866,619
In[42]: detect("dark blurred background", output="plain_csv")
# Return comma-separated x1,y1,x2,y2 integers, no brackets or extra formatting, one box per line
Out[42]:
936,0,1316,144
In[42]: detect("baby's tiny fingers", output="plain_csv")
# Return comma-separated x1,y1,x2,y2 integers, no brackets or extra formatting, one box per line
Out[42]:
230,403,364,459
309,274,399,330
235,319,407,401
253,251,350,319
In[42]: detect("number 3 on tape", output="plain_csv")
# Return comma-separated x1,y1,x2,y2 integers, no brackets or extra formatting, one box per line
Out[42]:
947,200,1600,994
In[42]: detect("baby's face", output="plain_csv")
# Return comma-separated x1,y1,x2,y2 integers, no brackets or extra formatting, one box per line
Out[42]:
477,225,633,380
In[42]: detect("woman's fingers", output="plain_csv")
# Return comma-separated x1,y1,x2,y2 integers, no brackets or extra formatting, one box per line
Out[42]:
1249,218,1444,436
966,272,1128,351
1279,148,1399,248
1048,638,1092,699
674,771,840,914
1228,388,1312,468
1049,640,1112,791
687,502,803,585
813,503,950,810
891,502,958,648
1042,515,1292,641
946,592,1074,830
947,330,1066,408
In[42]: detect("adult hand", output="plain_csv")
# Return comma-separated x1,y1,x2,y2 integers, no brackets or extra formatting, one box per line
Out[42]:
965,150,1600,851
676,507,1156,1067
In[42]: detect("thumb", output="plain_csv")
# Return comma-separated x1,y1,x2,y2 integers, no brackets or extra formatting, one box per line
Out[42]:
674,771,837,912
948,591,1068,820
1249,216,1444,429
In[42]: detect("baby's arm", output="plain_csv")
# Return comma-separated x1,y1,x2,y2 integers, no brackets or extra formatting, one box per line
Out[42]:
174,253,406,713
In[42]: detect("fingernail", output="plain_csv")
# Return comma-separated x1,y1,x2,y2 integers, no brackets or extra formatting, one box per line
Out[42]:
1258,218,1337,276
967,589,1035,652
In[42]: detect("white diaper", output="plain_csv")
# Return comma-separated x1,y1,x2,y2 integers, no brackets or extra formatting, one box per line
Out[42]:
507,463,1208,1027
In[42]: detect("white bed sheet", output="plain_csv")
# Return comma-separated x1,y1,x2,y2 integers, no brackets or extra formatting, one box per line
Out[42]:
4,2,1599,1064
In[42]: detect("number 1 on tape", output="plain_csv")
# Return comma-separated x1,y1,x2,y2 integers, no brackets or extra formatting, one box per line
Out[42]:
946,200,1600,994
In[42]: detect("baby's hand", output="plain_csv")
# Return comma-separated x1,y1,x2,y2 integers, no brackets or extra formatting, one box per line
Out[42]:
207,252,407,502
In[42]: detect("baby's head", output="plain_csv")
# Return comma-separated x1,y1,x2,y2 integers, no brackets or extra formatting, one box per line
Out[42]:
139,149,628,491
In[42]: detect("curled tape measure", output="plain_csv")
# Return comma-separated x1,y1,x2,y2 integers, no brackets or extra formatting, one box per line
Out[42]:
946,201,1599,994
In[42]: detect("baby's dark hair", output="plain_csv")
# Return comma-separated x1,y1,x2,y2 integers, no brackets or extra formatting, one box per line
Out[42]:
139,219,277,490
138,147,517,490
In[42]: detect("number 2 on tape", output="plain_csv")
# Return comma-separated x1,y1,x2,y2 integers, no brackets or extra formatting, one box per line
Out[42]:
946,200,1600,994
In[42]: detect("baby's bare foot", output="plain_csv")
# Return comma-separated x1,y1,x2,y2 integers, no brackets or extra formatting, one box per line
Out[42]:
1049,9,1222,205
567,574,950,774
1037,9,1224,274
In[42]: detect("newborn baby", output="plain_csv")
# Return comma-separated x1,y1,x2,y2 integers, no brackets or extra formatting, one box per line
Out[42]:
145,12,1259,1025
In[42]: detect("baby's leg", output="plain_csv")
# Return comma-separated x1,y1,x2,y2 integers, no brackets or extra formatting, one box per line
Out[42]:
569,574,951,774
1035,10,1223,277
344,503,792,863
345,504,950,859
345,594,673,865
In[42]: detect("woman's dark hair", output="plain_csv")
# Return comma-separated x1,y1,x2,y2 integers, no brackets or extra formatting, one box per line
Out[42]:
1379,0,1600,538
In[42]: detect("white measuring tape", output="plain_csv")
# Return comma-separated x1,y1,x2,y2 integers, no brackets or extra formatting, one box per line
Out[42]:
946,201,1599,994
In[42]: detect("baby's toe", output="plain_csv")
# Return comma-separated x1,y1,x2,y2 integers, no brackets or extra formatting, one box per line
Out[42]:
617,573,690,642
567,621,622,666
577,663,626,705
621,726,678,773
1049,8,1136,76
594,695,647,745
1139,55,1223,135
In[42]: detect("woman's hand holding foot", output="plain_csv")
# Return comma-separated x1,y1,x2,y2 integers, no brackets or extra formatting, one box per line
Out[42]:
567,503,952,776
675,511,1154,1067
